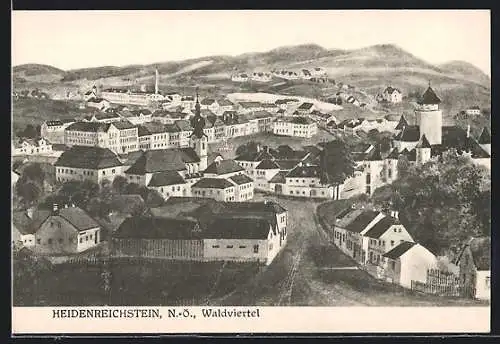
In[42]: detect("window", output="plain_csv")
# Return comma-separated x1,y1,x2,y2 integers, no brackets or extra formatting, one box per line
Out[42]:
58,223,62,229
391,240,395,246
212,245,220,248
50,222,54,227
37,239,41,244
391,261,395,269
393,228,397,232
253,244,259,253
239,245,247,249
90,234,93,240
86,236,89,241
226,245,233,248
269,243,274,251
48,238,53,244
485,276,491,289
58,238,63,244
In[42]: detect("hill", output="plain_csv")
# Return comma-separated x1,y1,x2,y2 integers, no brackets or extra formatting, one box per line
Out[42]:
13,64,66,83
438,61,491,87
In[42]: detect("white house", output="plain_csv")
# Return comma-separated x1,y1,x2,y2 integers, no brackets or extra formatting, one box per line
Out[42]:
382,242,438,289
381,86,403,103
251,72,272,82
231,73,249,82
12,138,53,156
273,117,318,138
41,119,75,144
87,97,111,111
464,106,481,116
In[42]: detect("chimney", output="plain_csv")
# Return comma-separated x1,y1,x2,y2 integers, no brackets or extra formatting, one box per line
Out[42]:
64,204,69,208
53,204,59,215
467,125,470,138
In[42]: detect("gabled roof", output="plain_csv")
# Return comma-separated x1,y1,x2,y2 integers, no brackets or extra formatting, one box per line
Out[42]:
125,149,199,174
274,160,301,170
384,86,401,94
256,159,280,170
147,171,186,187
55,146,122,169
364,216,401,239
66,121,111,133
395,115,409,130
205,217,273,239
386,148,400,159
415,134,431,149
218,99,234,106
113,216,200,239
478,127,491,144
297,102,314,110
286,165,321,178
204,160,244,175
111,120,136,130
191,178,234,189
394,125,420,142
269,170,287,183
200,98,217,105
418,86,441,105
344,210,380,233
229,174,253,185
13,207,100,234
383,241,417,259
364,146,383,161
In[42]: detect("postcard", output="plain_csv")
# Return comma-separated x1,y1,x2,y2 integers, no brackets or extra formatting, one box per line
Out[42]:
11,9,491,335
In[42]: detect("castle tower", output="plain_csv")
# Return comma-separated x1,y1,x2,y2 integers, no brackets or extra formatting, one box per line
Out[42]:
190,89,208,170
416,82,442,145
415,134,432,165
478,127,491,155
155,69,159,94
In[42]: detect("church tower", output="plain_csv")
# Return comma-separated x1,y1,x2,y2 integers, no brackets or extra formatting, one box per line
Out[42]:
190,89,208,171
415,134,432,165
416,82,442,145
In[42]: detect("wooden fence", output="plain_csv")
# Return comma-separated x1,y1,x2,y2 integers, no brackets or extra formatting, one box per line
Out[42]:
411,269,475,298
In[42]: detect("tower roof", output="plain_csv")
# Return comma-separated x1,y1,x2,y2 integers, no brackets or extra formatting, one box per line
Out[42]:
478,127,491,144
395,115,409,130
418,85,441,105
416,134,431,149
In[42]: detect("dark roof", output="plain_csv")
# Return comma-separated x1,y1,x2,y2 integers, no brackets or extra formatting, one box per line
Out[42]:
394,125,420,142
364,146,383,161
13,207,100,234
205,217,273,239
298,102,314,110
400,148,417,162
383,241,417,259
238,102,263,109
418,86,441,105
415,134,432,149
192,178,234,189
286,165,321,178
204,160,244,175
55,146,122,169
148,171,186,187
125,149,199,174
200,98,217,105
269,171,287,183
395,115,409,130
219,201,287,215
66,121,110,133
218,99,234,106
229,174,253,185
384,86,401,94
387,148,400,159
113,216,201,239
344,210,380,233
364,216,400,239
256,159,280,170
111,120,136,130
275,160,301,170
289,117,314,125
235,150,275,162
478,127,491,144
122,150,144,166
437,126,491,159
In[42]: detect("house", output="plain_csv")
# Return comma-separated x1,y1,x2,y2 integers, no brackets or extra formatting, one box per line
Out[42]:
203,159,246,179
11,204,101,255
464,106,481,116
251,72,272,82
111,199,288,265
231,73,249,82
137,122,170,150
245,111,274,133
180,95,196,109
300,69,312,80
12,138,53,156
41,119,75,144
84,111,123,124
382,242,438,288
238,101,266,114
164,92,182,104
382,86,403,103
455,237,491,300
273,117,318,138
12,170,20,187
204,216,279,265
200,98,220,114
217,99,235,114
55,146,123,184
275,98,300,111
87,97,111,111
191,178,237,202
120,109,153,125
83,86,98,101
311,67,327,77
296,102,315,115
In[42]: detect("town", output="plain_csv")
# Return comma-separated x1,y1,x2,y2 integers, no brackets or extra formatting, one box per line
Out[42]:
12,54,491,307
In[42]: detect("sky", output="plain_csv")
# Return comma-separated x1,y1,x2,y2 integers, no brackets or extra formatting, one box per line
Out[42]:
12,10,491,76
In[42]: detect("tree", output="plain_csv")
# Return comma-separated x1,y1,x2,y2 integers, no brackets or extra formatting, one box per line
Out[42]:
15,180,42,207
22,163,45,185
145,189,165,207
235,141,262,157
319,140,356,185
20,124,38,139
112,175,128,194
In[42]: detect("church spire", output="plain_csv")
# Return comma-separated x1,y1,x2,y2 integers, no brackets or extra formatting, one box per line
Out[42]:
194,87,201,116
